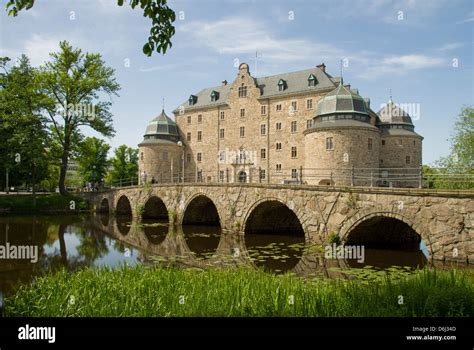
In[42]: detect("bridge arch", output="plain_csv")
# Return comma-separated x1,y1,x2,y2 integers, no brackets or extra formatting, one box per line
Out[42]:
116,195,133,215
339,211,429,253
99,198,110,213
181,193,222,226
242,197,307,238
142,196,169,220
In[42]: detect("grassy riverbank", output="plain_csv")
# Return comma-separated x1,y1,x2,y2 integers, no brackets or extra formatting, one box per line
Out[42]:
0,193,89,213
6,266,473,317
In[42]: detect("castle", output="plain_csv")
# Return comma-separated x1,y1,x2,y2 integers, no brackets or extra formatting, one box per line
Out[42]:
138,63,423,187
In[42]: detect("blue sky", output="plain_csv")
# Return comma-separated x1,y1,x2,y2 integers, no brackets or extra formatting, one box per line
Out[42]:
0,0,472,164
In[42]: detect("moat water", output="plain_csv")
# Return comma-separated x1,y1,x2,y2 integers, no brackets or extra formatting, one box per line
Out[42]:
0,214,460,296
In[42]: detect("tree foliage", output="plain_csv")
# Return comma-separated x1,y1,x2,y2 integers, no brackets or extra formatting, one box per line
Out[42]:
0,55,49,194
106,145,139,185
38,41,120,194
5,0,176,56
428,106,474,189
77,137,111,186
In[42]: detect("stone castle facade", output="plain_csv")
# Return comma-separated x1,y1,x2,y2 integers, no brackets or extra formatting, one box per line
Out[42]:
138,63,423,187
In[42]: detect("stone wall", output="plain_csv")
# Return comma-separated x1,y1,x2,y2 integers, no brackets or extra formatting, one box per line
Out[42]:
304,126,380,186
89,184,473,263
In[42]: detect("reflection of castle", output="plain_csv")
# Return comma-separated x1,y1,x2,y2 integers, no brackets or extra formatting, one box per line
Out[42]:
139,63,422,187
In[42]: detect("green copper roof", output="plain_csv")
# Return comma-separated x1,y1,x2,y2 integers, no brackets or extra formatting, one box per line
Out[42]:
316,80,369,116
144,109,179,137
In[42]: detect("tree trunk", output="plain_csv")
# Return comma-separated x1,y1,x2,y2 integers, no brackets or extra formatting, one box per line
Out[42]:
59,150,69,196
58,223,68,268
32,162,36,207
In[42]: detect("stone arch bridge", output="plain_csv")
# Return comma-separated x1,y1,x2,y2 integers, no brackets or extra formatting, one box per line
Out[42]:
85,184,473,263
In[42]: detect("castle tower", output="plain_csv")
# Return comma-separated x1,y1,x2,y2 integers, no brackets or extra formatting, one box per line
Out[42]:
377,100,423,187
138,109,184,184
304,80,380,186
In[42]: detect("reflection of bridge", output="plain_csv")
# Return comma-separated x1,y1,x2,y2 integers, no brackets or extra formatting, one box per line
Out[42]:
85,184,473,263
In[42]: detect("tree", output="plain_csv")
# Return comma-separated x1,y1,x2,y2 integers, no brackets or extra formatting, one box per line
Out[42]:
6,0,176,56
107,145,139,185
0,55,49,201
433,106,473,189
77,137,111,188
38,41,120,195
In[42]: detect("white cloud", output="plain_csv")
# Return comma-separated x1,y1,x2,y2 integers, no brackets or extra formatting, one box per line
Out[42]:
382,54,444,69
6,34,62,66
455,12,474,24
179,16,446,80
437,42,465,51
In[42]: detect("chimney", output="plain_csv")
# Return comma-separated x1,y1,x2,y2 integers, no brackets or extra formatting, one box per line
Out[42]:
316,63,326,72
222,80,228,85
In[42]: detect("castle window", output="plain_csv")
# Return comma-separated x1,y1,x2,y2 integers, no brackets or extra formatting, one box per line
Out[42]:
186,132,191,141
276,142,282,151
326,137,334,150
161,152,168,161
307,120,312,129
276,164,282,172
291,121,297,133
260,124,266,135
210,90,219,102
308,74,317,87
140,152,144,161
276,104,282,111
291,146,297,158
291,169,298,179
220,111,225,120
240,108,245,118
197,153,202,162
260,169,266,180
307,99,313,110
277,79,287,91
368,138,373,150
240,126,245,137
197,131,202,142
382,140,386,146
413,140,416,146
291,101,297,112
219,170,225,182
380,159,383,164
276,122,282,130
187,115,191,124
238,85,247,97
219,151,225,162
261,105,267,115
260,148,266,160
187,153,191,162
406,156,411,164
198,114,202,123
397,139,403,146
219,128,225,139
188,95,197,105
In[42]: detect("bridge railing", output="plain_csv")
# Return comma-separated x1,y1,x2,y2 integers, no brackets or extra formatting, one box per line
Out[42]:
99,167,474,190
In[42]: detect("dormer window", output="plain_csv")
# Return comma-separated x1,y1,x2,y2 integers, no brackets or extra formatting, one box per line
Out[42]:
210,90,219,102
277,79,287,92
188,94,197,105
308,74,317,87
238,84,247,97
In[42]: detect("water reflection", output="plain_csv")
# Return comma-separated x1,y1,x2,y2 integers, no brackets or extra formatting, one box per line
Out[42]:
0,214,443,296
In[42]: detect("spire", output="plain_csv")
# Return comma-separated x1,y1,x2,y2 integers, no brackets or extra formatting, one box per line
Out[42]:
162,97,165,112
389,88,393,103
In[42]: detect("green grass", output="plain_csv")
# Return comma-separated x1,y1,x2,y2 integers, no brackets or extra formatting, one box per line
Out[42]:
0,193,89,213
6,266,474,317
